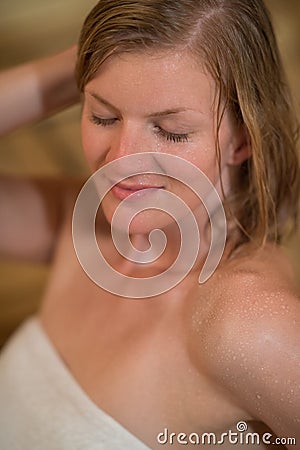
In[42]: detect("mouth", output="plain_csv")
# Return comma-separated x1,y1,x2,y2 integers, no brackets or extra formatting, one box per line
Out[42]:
111,181,165,200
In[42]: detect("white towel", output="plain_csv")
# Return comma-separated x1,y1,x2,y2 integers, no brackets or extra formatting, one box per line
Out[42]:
0,318,150,450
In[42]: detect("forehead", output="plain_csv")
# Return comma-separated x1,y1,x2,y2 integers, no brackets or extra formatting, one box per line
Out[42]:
85,50,216,114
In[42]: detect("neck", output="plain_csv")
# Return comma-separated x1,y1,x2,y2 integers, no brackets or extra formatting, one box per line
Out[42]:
112,206,212,277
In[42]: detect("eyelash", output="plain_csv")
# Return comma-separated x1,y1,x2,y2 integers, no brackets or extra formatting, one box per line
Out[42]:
90,115,117,126
154,126,189,143
90,115,189,143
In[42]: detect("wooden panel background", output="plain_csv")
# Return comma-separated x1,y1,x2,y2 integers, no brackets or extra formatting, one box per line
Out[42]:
0,0,299,346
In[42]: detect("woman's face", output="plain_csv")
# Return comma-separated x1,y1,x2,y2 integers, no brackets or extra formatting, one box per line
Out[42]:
81,50,244,234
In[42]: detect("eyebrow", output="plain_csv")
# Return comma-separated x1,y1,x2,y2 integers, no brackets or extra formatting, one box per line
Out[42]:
86,91,196,118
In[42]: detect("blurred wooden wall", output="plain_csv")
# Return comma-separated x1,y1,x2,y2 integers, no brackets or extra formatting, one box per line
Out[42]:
0,0,299,346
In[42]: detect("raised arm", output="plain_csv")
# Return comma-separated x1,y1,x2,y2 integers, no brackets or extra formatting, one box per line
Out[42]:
0,47,82,263
0,46,79,136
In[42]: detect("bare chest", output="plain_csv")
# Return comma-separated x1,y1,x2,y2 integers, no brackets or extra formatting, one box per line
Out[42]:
39,222,261,449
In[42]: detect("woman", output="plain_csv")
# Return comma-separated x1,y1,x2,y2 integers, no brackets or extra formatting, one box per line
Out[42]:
0,0,299,449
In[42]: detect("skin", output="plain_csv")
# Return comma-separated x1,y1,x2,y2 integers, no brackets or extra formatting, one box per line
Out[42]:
0,47,79,136
1,50,300,449
80,50,249,270
81,52,245,234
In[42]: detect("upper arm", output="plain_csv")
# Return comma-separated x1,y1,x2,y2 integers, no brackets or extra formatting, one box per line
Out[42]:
0,176,82,263
222,293,299,441
192,268,300,447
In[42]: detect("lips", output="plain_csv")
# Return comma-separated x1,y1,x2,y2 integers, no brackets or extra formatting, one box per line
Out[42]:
111,181,164,200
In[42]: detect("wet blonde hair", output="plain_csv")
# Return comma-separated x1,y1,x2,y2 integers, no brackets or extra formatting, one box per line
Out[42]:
76,0,300,247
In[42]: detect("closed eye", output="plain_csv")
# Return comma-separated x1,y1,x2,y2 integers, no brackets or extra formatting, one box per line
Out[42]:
154,125,189,143
90,115,118,126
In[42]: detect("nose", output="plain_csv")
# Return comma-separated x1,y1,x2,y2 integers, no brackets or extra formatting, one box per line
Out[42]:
105,120,148,164
104,121,160,178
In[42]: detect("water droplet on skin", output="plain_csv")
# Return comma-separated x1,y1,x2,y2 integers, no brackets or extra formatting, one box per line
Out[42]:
256,393,262,400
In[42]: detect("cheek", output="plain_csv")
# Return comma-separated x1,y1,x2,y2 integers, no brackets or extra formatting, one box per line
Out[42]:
81,118,105,170
182,146,219,185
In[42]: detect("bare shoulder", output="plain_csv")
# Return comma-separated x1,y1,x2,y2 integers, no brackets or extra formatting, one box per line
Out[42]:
189,243,300,443
191,243,299,339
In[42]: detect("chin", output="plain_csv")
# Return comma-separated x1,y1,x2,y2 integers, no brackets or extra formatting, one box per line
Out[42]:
101,197,176,236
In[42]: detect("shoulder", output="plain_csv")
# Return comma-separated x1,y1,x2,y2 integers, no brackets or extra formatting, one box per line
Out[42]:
192,242,299,331
190,243,300,439
191,243,299,344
